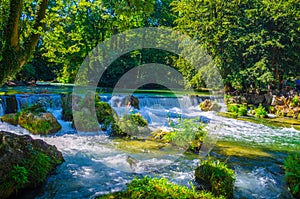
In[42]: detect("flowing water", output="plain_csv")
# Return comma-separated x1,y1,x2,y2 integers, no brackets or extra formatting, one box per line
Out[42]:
0,92,298,199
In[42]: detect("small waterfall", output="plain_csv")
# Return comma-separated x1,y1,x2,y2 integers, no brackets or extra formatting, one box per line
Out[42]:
0,97,4,116
15,94,62,111
138,95,204,109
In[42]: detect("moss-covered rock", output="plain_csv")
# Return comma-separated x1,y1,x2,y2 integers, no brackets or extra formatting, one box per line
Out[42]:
97,177,223,199
61,93,73,121
115,114,150,137
200,99,221,112
1,110,61,135
1,113,19,125
284,153,300,199
150,119,207,153
18,112,61,135
0,131,64,199
195,159,235,198
72,108,100,132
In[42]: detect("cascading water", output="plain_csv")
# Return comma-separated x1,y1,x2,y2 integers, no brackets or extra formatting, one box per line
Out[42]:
0,97,4,116
0,93,298,199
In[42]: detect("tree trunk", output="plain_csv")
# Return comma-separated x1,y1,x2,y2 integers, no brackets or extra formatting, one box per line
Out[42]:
0,0,49,85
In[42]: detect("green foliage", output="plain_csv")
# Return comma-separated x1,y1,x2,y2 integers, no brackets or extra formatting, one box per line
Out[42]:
227,104,247,116
98,176,222,199
163,118,207,151
291,95,300,107
195,159,235,198
11,165,29,189
126,113,148,127
96,101,117,130
172,0,300,91
27,152,53,185
116,113,149,136
254,104,268,118
284,153,300,198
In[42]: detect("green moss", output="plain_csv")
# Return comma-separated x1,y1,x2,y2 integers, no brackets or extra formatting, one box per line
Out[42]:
73,109,100,132
97,177,223,199
10,165,29,190
1,150,62,197
126,114,148,127
214,141,272,158
18,112,61,135
219,111,300,131
96,101,116,127
0,113,19,125
151,119,207,153
284,153,300,198
195,159,235,198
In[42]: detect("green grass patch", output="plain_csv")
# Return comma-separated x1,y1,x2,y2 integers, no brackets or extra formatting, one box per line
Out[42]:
97,176,223,199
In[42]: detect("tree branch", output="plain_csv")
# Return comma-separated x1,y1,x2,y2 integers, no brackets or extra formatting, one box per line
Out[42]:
21,0,49,66
5,0,23,49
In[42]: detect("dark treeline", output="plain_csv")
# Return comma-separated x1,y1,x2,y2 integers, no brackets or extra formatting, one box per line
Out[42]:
0,0,299,92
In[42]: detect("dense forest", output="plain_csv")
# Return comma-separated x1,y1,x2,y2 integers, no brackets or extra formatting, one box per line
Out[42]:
0,0,299,92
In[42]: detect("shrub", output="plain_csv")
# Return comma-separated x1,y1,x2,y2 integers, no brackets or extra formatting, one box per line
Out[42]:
163,118,207,151
97,176,222,199
284,153,300,198
291,95,300,107
238,104,247,116
227,104,247,116
195,159,235,198
254,104,268,118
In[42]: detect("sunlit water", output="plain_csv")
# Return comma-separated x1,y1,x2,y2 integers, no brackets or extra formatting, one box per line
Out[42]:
0,93,298,198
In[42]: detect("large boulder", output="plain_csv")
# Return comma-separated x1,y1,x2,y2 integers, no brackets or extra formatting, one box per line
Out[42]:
200,99,221,112
19,112,62,135
1,112,61,135
0,131,64,199
195,159,235,198
113,95,139,109
61,93,73,121
124,95,139,109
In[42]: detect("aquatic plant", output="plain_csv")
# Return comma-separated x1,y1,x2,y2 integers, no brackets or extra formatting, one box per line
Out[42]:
284,153,300,198
97,176,223,199
195,159,235,198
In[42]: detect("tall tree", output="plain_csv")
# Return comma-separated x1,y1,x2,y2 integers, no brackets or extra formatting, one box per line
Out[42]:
0,0,49,85
171,0,300,91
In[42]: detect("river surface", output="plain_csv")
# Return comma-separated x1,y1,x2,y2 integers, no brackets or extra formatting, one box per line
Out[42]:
0,91,299,199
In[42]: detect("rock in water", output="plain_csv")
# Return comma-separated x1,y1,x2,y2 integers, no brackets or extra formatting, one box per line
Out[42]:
123,95,140,109
0,131,64,199
200,99,221,112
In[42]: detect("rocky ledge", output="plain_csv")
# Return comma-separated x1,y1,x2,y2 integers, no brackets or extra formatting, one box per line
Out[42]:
0,131,64,199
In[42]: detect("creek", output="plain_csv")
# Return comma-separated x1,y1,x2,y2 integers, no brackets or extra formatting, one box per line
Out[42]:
0,89,298,199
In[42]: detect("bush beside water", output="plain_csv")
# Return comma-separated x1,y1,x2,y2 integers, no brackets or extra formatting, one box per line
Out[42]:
284,153,300,198
97,177,224,199
195,159,235,198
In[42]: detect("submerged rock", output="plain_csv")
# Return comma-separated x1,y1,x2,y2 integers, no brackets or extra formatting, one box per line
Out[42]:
0,131,64,199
